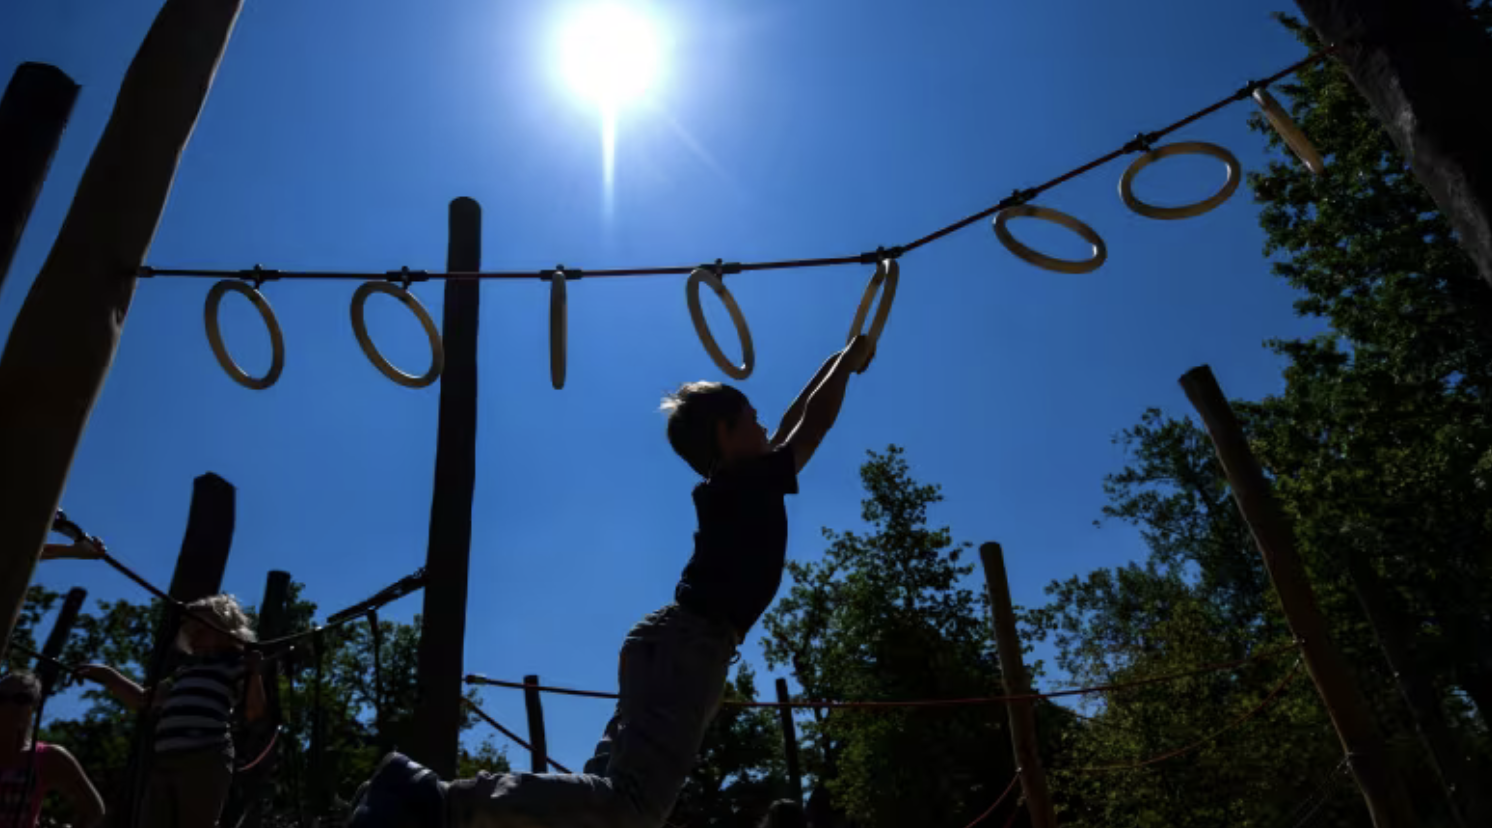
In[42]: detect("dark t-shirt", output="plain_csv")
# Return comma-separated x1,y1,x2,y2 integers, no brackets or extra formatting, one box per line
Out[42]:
675,445,799,637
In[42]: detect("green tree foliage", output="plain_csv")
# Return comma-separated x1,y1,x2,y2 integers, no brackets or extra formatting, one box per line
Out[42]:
8,582,508,826
1030,7,1492,826
762,446,1050,828
672,663,791,828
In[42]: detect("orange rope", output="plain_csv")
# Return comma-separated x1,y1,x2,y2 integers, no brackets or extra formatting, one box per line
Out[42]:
463,698,574,774
958,773,1022,828
1070,658,1303,774
465,641,1301,710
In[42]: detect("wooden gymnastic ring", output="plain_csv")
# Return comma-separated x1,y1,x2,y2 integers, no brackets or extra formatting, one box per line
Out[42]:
350,281,445,388
204,280,285,391
846,258,899,372
1119,141,1241,220
550,272,567,390
1253,87,1324,175
992,204,1108,274
685,268,755,380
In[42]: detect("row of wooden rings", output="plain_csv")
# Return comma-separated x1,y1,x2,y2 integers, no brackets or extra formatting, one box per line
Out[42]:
202,257,898,389
201,89,1315,390
995,89,1323,274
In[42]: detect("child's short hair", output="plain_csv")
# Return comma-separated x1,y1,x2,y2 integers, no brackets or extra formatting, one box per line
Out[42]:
179,594,256,651
661,381,750,477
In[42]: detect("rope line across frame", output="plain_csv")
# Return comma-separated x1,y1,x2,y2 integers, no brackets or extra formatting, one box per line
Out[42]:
350,280,445,388
155,51,1332,388
465,640,1301,709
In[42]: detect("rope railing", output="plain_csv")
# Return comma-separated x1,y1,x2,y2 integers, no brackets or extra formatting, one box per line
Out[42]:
139,49,1331,286
462,698,574,774
1069,657,1303,773
48,509,425,652
465,640,1302,710
959,772,1022,828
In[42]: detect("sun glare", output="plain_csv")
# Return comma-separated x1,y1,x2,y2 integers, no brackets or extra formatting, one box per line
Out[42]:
561,4,662,110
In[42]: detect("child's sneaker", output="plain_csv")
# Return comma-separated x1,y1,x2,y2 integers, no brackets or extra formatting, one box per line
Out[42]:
345,752,445,827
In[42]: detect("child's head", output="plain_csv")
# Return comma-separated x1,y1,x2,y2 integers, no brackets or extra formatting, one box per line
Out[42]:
177,594,255,655
662,381,769,477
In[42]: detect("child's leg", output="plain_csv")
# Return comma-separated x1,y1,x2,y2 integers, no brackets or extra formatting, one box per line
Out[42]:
445,605,735,828
138,763,179,828
177,748,234,828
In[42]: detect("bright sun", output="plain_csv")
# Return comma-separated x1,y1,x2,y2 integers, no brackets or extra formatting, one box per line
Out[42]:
561,4,662,110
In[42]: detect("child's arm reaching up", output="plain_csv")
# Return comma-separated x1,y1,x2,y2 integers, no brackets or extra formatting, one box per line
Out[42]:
780,335,874,474
770,355,839,449
75,664,149,711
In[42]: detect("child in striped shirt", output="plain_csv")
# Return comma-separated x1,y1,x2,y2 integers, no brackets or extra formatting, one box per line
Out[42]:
79,594,266,828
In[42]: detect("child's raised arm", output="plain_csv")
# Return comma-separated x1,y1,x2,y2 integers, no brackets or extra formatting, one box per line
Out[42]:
75,664,148,711
780,335,873,473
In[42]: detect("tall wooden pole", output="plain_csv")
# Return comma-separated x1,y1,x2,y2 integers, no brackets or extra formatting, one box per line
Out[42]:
0,0,244,655
408,198,481,777
239,569,291,828
0,63,78,295
979,543,1057,828
36,587,86,695
1179,365,1415,828
775,677,805,809
523,674,548,774
1344,553,1490,828
1291,0,1492,286
123,472,236,828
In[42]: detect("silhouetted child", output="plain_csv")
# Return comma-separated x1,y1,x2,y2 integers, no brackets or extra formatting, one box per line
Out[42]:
80,594,266,828
347,336,874,828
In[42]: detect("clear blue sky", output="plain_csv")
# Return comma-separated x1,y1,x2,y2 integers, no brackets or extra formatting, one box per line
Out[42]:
3,0,1321,777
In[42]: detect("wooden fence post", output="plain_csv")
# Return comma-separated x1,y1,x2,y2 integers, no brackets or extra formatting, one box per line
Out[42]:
1179,365,1416,828
775,677,804,809
523,674,548,774
408,198,481,778
980,543,1058,828
1291,0,1492,287
0,63,78,294
0,0,244,661
36,587,86,694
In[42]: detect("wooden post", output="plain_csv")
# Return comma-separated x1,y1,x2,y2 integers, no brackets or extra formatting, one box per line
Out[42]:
775,677,804,809
0,63,78,293
0,0,244,656
122,472,236,828
238,570,291,828
408,197,481,777
1344,553,1490,828
523,674,548,774
1291,0,1492,286
1178,365,1416,828
979,543,1057,828
36,587,85,694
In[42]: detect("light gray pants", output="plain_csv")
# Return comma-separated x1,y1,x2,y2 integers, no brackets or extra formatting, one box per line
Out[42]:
446,604,737,828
